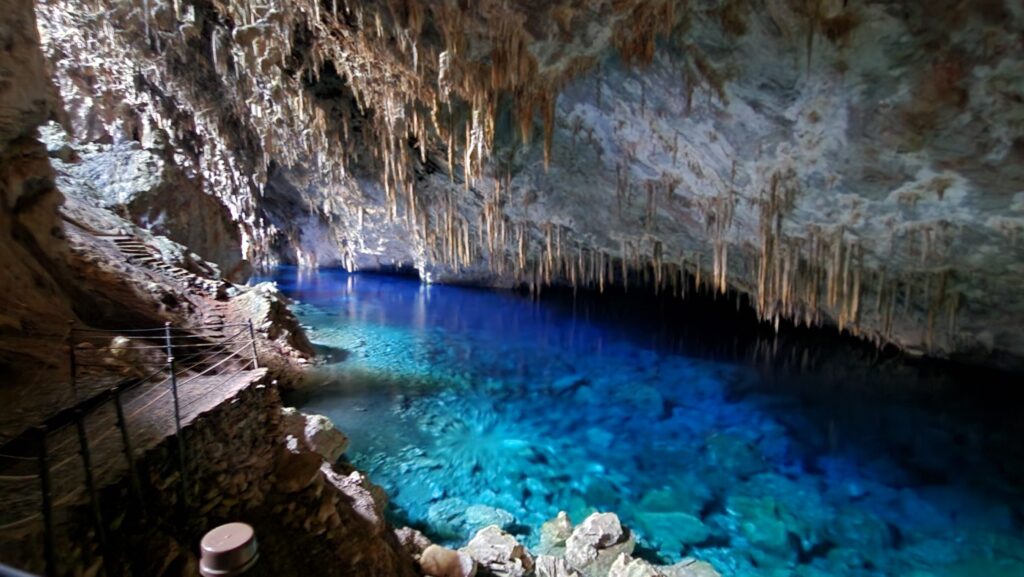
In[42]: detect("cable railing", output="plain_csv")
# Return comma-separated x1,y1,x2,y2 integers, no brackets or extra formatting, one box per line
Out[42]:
0,320,262,577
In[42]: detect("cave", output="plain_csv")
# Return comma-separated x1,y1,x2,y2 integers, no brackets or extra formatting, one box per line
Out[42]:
1,1,1023,576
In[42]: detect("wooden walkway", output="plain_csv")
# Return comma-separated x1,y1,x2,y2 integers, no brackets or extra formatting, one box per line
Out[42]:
0,368,266,533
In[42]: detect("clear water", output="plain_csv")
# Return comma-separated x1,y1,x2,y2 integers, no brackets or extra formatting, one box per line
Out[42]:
258,267,1024,577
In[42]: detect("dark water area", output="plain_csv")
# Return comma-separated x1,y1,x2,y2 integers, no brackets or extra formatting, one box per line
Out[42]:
255,266,1024,577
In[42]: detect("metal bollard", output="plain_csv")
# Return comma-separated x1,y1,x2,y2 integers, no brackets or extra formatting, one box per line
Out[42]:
199,523,259,577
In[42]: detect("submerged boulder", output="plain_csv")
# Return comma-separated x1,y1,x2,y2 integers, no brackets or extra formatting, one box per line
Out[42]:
460,526,534,577
633,511,709,551
465,504,517,534
538,511,574,555
661,559,721,577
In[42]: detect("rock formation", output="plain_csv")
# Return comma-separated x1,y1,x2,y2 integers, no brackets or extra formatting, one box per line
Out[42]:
25,0,1024,368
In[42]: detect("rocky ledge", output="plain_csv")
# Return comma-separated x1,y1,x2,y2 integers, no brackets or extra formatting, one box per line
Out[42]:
400,509,720,577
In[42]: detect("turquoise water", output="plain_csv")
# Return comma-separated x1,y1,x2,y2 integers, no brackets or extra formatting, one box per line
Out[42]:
260,267,1024,577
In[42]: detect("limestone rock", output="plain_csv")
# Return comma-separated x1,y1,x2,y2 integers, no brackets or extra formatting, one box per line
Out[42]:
661,559,721,577
724,496,791,555
538,511,574,555
420,545,477,577
465,505,517,533
565,513,636,577
304,413,349,463
608,555,663,577
633,511,709,550
536,555,582,577
322,466,389,533
31,0,1024,369
394,526,433,558
272,449,321,494
460,526,534,577
281,408,349,463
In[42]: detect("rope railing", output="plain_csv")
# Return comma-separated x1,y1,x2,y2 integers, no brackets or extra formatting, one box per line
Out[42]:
0,320,263,577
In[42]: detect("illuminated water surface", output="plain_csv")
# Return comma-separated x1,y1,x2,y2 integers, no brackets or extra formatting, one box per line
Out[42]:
258,267,1024,577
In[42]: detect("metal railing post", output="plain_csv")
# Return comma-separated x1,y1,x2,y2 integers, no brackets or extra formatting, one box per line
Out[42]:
113,388,146,519
37,427,57,577
247,320,259,369
75,411,114,577
164,322,189,511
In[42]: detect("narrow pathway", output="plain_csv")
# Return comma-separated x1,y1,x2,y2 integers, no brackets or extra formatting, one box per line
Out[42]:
0,368,266,533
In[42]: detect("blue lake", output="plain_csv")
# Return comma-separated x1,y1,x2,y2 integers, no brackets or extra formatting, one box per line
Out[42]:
258,267,1024,577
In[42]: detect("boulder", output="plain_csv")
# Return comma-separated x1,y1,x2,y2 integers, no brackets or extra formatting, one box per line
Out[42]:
394,526,433,558
633,511,709,550
281,408,350,463
564,513,635,577
661,559,720,577
465,504,516,533
273,449,322,493
723,496,790,555
538,511,573,555
460,526,534,577
704,434,766,479
304,413,349,462
322,466,388,533
608,555,663,577
420,544,477,577
536,555,582,577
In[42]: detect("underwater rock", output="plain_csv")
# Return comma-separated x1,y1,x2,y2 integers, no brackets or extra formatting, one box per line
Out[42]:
538,511,574,555
460,526,534,577
633,511,710,551
738,473,832,553
420,544,477,577
565,513,636,577
536,555,583,577
704,434,767,480
635,483,712,518
552,373,588,392
428,497,472,540
661,559,721,577
465,505,517,534
722,496,791,556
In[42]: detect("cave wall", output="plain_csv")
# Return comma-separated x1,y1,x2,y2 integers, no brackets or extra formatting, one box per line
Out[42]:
31,0,1024,368
0,0,73,350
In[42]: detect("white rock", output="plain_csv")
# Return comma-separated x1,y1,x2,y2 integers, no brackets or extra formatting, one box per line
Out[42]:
564,513,635,577
538,511,573,554
536,555,582,577
420,544,477,577
460,526,534,577
303,413,349,463
608,555,663,577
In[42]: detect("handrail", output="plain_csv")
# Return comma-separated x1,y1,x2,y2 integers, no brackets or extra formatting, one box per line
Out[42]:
0,317,264,569
70,322,251,334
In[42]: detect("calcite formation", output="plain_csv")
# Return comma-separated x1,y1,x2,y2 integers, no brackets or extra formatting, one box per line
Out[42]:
29,0,1024,367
